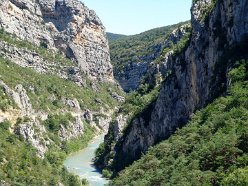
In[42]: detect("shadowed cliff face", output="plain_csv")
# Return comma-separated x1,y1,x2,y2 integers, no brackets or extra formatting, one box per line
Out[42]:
110,0,248,172
0,0,113,81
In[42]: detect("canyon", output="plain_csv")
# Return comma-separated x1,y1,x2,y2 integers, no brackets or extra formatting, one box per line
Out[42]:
0,0,247,185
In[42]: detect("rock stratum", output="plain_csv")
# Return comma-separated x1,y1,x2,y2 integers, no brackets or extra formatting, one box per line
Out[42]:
0,0,113,81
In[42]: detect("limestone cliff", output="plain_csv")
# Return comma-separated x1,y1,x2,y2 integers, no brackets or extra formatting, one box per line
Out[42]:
0,0,113,81
101,0,248,172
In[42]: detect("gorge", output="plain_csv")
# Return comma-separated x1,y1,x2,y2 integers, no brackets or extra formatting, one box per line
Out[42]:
0,0,248,186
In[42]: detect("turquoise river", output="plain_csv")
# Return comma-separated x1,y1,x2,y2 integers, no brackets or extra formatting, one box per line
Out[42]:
64,135,108,186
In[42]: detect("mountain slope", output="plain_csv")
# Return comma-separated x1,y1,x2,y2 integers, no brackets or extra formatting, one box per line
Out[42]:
108,21,190,91
111,60,248,185
106,33,127,42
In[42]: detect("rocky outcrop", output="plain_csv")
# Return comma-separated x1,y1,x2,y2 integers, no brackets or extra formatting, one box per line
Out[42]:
117,62,149,92
96,116,112,132
111,92,125,102
107,0,248,172
0,39,101,87
0,81,32,116
0,82,49,157
59,115,84,141
83,109,116,132
145,25,191,88
83,109,93,123
16,119,49,158
62,98,81,111
144,51,172,88
111,114,128,141
0,0,113,81
0,40,82,83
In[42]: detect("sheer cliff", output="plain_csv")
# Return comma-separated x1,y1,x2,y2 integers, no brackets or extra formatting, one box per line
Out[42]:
96,0,248,175
0,0,113,81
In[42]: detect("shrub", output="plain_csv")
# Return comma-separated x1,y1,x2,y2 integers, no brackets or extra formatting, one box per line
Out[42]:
102,169,112,178
221,167,248,186
0,120,10,130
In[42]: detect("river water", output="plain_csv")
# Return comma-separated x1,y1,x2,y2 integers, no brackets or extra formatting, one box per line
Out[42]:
64,135,108,186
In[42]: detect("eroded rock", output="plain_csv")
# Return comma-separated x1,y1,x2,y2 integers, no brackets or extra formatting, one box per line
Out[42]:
0,0,113,81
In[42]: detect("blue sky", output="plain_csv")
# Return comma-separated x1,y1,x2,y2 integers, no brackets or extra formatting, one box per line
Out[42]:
82,0,192,35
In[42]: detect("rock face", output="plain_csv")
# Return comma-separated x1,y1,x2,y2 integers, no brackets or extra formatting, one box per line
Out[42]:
16,119,49,157
0,40,91,86
144,25,191,88
59,115,84,141
0,0,113,81
108,0,248,172
111,114,128,141
117,62,149,91
0,81,32,116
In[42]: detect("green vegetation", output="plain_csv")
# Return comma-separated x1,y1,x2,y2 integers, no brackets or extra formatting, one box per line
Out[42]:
108,21,189,76
0,87,16,112
121,84,160,118
106,33,127,42
41,113,95,155
0,120,90,185
110,60,248,185
160,27,191,59
0,57,123,112
102,169,113,178
222,167,248,185
62,127,94,154
0,52,120,185
44,113,75,132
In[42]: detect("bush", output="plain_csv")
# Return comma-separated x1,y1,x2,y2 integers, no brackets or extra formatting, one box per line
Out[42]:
0,87,15,111
102,169,112,178
0,120,10,130
43,113,74,132
81,178,90,185
40,41,48,49
221,167,248,186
